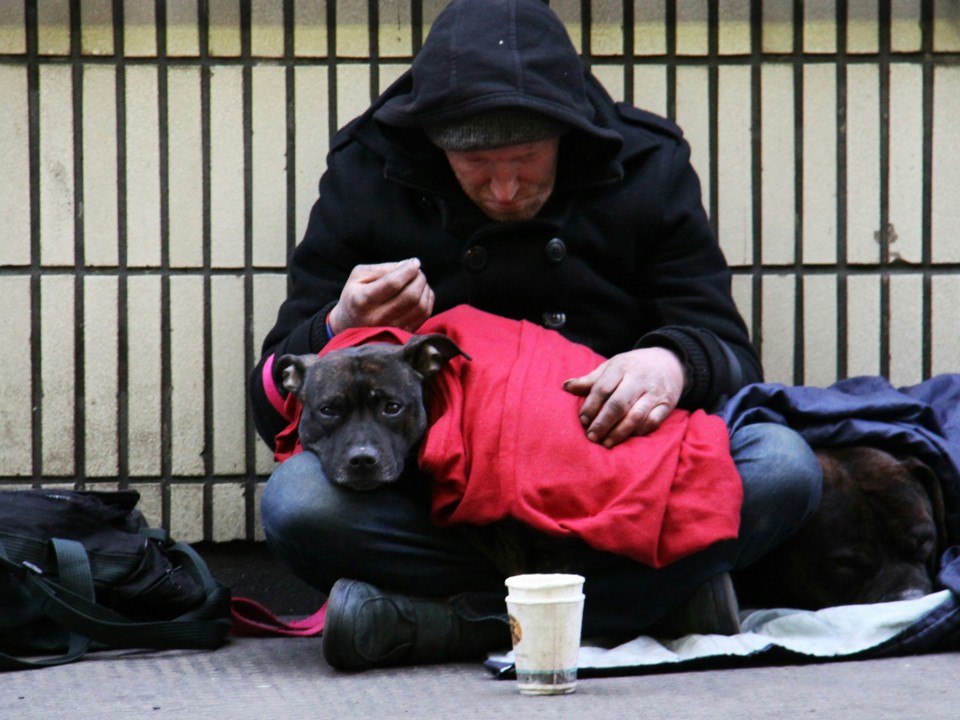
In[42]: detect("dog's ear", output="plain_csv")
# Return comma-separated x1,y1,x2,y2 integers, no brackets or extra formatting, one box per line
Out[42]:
902,455,948,555
403,334,470,379
276,353,320,397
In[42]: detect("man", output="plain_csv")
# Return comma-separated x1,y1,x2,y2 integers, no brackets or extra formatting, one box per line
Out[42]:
251,0,822,670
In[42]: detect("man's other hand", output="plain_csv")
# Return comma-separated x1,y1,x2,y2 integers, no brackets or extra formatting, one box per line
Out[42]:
562,347,686,448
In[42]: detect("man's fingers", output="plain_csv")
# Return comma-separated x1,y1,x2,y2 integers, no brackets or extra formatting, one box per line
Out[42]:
383,269,433,330
562,374,593,397
390,284,435,332
356,259,423,304
416,280,436,322
563,368,611,428
333,259,435,332
574,372,625,432
598,397,672,447
562,348,686,447
349,259,413,283
583,389,628,442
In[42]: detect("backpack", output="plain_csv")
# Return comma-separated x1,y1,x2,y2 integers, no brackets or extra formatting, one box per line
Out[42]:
0,488,232,671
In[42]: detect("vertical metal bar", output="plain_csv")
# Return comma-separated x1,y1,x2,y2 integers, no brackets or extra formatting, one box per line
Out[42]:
580,0,592,69
792,0,804,386
877,0,891,378
622,0,635,105
707,0,719,239
114,0,130,490
26,0,42,488
241,0,255,538
284,0,296,258
369,0,380,101
70,0,86,489
156,0,173,530
920,1,934,381
193,0,214,541
326,0,338,144
411,0,424,55
835,0,849,380
665,0,676,121
750,0,763,349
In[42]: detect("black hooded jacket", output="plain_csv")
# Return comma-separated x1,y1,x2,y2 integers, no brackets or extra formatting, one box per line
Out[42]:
250,0,762,448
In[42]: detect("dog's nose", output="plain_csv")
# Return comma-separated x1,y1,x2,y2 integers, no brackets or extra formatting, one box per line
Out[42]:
348,448,379,468
893,587,929,602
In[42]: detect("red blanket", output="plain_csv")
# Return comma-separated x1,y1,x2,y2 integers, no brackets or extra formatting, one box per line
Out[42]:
273,305,742,568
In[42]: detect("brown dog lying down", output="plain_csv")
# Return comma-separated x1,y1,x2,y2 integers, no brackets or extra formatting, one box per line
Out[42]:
735,446,947,611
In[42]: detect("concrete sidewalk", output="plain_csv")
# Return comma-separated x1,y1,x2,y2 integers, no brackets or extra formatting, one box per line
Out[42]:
4,635,959,720
5,541,959,719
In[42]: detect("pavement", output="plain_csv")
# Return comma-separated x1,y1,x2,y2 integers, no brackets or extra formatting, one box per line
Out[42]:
5,637,959,719
4,542,960,719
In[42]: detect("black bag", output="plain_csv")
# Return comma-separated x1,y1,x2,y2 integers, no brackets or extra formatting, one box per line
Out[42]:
0,489,232,670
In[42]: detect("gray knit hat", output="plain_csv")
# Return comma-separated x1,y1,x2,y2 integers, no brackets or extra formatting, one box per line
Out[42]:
424,107,568,152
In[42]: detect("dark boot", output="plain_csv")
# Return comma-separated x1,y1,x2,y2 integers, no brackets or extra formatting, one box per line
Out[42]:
650,572,742,638
322,578,511,671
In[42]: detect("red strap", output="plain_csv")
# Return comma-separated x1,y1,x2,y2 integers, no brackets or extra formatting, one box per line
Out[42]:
229,596,326,637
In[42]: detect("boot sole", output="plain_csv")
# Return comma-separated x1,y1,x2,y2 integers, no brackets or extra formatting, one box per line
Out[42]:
322,578,359,670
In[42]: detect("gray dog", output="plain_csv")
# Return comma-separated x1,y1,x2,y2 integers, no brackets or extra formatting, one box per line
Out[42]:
277,335,467,491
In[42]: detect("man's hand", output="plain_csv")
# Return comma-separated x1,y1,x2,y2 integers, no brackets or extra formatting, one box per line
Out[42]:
562,347,687,448
328,258,435,333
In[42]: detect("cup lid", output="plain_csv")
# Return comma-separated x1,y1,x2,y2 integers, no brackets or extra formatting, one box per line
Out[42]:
505,573,585,591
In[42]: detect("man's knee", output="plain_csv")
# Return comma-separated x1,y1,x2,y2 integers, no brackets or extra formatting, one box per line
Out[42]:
732,423,822,507
730,423,823,559
261,452,347,541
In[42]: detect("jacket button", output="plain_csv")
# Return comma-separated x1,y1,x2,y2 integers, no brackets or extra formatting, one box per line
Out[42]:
542,311,566,329
463,246,489,272
545,237,566,263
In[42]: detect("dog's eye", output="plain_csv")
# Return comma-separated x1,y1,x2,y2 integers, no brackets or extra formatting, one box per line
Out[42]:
828,550,875,577
319,405,340,419
906,531,935,561
383,401,403,416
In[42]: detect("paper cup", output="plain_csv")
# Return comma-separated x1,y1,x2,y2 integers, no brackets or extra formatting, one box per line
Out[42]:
505,573,585,696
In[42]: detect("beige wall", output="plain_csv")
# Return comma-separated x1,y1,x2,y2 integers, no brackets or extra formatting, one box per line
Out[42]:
1,1,959,541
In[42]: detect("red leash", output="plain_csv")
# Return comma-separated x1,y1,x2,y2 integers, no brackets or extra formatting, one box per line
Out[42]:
229,596,326,637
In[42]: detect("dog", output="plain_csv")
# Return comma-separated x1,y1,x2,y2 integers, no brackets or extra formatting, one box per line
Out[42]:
736,445,947,611
277,335,466,491
277,332,615,576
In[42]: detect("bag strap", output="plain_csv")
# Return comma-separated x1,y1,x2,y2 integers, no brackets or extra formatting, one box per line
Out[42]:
50,538,95,601
20,569,231,649
18,532,232,650
0,534,231,672
230,596,326,637
0,538,94,671
147,532,234,626
164,538,222,603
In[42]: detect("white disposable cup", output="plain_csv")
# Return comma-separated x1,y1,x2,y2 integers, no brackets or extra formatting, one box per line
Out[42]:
504,573,585,696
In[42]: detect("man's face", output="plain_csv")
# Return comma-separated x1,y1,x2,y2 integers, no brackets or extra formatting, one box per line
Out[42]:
444,137,560,222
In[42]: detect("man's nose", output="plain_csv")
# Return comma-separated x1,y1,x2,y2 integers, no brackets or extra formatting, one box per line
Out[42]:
489,171,519,202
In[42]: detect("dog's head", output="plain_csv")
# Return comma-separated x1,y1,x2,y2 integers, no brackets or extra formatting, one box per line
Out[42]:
277,334,467,491
773,446,946,610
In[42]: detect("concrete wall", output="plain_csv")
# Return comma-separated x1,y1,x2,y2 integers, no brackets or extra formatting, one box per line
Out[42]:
1,1,959,541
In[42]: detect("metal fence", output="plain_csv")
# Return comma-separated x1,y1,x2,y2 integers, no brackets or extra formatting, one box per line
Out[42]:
1,0,958,541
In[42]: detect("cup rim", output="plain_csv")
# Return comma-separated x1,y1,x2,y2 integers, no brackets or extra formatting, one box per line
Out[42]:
505,595,584,605
504,573,585,591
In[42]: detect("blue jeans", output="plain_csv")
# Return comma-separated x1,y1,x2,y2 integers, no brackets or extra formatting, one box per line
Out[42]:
261,422,822,637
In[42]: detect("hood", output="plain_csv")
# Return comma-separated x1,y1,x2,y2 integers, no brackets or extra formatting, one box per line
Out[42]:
373,0,622,154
